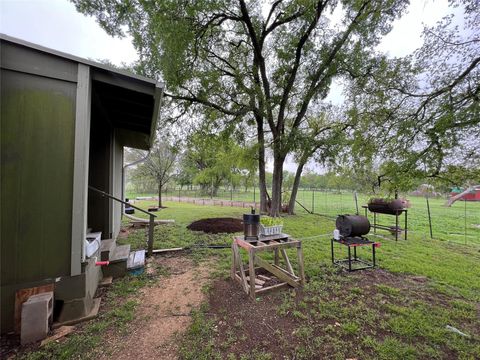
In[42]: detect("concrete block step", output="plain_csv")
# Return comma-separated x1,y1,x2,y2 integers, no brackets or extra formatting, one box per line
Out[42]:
100,239,116,261
127,250,145,270
98,276,113,287
109,244,130,263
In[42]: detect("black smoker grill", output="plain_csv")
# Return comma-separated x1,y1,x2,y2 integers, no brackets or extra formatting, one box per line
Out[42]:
331,215,379,271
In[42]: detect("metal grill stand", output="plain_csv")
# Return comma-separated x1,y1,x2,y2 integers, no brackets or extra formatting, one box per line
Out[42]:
331,236,380,271
362,205,408,241
231,234,305,300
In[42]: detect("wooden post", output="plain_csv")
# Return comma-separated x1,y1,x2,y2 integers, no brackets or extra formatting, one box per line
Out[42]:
297,244,305,286
147,214,154,257
231,242,236,280
354,191,359,215
248,251,256,300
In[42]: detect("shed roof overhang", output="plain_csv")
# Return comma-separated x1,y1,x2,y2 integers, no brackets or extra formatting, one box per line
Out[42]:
0,33,163,150
91,69,163,150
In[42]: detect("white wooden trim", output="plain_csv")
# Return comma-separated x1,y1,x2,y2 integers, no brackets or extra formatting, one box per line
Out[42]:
71,63,91,275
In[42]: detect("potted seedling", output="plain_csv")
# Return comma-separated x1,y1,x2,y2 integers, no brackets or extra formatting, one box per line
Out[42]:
260,216,284,236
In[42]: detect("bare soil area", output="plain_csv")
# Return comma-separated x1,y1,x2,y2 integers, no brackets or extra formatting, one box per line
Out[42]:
100,256,211,360
204,267,480,359
187,217,243,234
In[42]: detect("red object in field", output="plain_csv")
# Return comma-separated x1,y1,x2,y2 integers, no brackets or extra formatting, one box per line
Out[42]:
450,188,480,201
95,261,109,266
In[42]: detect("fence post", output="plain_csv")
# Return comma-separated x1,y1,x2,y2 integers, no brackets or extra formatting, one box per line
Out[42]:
354,191,359,215
426,194,433,239
312,188,315,214
464,200,467,245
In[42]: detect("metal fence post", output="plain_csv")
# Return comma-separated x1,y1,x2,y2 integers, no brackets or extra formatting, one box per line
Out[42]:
312,188,315,214
464,200,467,245
426,194,433,239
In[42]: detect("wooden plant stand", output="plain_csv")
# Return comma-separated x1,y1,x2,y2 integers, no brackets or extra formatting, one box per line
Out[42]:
231,234,305,300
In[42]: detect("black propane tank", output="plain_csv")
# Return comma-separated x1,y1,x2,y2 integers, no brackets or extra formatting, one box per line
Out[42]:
335,215,370,237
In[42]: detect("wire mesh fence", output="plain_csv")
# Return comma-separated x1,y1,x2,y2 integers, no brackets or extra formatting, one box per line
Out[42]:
126,185,480,246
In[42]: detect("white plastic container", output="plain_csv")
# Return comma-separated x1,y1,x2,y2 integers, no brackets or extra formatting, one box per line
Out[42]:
259,224,283,236
333,229,340,240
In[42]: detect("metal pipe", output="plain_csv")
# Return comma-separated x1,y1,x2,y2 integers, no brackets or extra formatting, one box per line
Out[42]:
88,186,157,218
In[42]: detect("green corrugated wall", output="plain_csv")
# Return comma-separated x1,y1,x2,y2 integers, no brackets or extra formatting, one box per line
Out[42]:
1,70,76,332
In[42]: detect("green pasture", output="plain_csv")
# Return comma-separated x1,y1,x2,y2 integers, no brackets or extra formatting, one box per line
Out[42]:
122,201,480,301
126,188,480,246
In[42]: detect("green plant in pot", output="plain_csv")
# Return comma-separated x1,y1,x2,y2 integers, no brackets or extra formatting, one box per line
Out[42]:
260,216,284,227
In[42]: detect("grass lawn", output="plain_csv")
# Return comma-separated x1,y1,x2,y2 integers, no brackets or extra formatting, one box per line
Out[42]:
18,201,480,359
119,201,480,359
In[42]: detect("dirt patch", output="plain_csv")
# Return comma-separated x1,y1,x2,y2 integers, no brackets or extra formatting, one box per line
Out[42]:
187,217,243,234
118,226,135,239
208,279,298,357
203,267,479,359
100,256,211,360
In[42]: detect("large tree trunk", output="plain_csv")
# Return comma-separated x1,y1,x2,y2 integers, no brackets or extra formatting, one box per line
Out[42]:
158,183,162,208
288,162,305,215
257,119,268,213
212,177,222,197
270,154,285,217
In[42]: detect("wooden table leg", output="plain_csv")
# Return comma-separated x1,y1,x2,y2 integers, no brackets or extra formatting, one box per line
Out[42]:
248,250,256,300
237,245,249,294
274,248,279,266
297,244,305,286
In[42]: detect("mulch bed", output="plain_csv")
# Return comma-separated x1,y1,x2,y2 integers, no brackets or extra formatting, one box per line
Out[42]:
187,217,243,234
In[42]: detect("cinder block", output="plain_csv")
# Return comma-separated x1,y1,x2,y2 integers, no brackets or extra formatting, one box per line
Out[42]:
21,292,53,344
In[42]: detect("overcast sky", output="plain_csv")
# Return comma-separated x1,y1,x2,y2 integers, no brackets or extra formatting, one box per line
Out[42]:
0,0,455,173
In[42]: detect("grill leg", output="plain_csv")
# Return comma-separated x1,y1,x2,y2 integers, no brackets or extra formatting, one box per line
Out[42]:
331,238,334,264
354,246,357,260
348,246,352,271
372,244,376,267
395,212,399,241
405,210,408,240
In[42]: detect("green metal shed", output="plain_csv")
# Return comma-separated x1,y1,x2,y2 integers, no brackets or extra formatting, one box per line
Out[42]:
0,34,163,333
